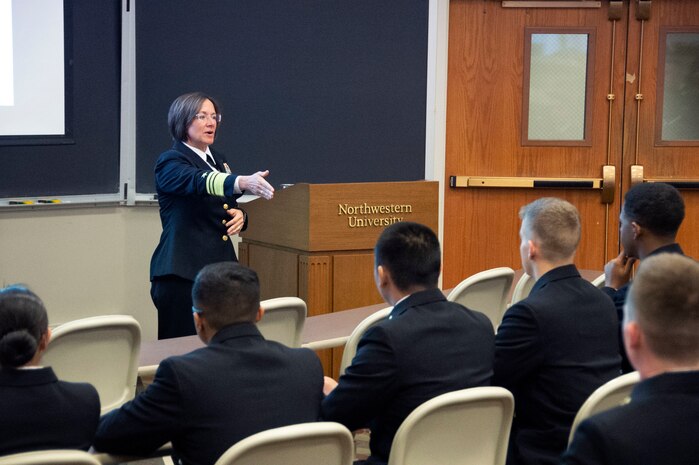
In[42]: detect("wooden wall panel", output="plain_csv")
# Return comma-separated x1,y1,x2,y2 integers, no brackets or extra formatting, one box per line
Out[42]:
332,253,383,312
247,244,298,301
331,253,385,378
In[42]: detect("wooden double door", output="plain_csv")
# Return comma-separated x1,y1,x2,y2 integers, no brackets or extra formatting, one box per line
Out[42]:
444,0,699,286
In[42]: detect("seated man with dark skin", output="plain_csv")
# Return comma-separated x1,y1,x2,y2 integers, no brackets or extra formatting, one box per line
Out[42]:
322,221,495,465
93,262,324,465
494,198,620,465
603,182,685,372
562,254,699,465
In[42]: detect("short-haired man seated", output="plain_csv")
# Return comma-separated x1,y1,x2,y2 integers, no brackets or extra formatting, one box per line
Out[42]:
93,262,324,465
562,253,699,465
493,198,621,465
602,182,686,372
321,221,495,465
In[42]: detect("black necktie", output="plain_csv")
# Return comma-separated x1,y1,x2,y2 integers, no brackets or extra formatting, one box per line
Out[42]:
206,154,218,170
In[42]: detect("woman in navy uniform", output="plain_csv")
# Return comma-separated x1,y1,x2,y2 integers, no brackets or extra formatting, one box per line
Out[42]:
150,92,274,339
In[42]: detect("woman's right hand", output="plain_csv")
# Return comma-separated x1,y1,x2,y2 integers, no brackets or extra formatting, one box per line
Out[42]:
239,170,274,200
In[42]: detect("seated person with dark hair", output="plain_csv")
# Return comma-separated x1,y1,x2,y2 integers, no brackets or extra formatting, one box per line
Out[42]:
563,254,699,465
93,262,324,465
602,182,686,372
0,285,100,456
322,221,495,465
494,198,620,465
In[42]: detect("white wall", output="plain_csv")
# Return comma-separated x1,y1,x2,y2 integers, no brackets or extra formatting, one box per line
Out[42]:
0,206,162,340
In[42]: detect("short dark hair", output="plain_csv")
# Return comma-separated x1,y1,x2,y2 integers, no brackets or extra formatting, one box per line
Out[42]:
625,254,699,363
168,92,221,142
0,285,49,368
374,222,441,291
192,262,260,330
623,183,684,237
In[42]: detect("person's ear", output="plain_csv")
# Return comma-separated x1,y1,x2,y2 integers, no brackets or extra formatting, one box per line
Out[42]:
193,312,204,333
631,221,642,240
377,265,390,289
38,327,51,353
255,306,265,322
527,239,537,260
623,320,642,358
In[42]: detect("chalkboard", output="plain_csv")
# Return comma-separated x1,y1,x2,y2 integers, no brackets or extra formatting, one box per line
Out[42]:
0,0,121,199
135,0,428,194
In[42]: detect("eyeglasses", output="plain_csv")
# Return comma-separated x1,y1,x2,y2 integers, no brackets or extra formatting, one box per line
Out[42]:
192,306,204,315
193,113,221,123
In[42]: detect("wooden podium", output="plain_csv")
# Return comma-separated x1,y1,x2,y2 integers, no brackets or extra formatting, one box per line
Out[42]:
239,181,438,375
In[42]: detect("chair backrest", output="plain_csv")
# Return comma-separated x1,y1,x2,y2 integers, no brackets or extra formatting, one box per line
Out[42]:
388,386,514,465
510,272,536,306
339,307,392,376
447,267,515,331
590,273,606,289
214,422,354,465
258,297,307,347
0,450,100,465
92,442,174,465
568,371,641,444
42,315,141,414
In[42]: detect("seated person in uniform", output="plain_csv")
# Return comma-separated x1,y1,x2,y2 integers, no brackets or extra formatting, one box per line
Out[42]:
321,221,495,465
562,254,699,465
0,285,100,456
602,182,686,372
493,198,621,465
93,262,324,465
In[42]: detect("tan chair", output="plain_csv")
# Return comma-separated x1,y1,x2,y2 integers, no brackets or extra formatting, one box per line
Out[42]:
568,371,641,444
339,307,392,376
258,297,307,347
388,386,514,465
447,267,515,331
510,272,536,305
590,273,606,289
0,450,100,465
42,315,141,414
91,443,174,465
213,422,354,465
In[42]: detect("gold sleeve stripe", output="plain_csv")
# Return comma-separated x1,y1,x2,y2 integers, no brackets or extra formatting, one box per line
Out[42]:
205,172,229,196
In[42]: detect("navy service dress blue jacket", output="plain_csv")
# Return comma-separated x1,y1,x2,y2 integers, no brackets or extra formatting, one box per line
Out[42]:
0,367,100,456
150,141,247,282
322,288,495,465
562,371,699,465
494,265,621,465
601,243,684,373
94,323,324,465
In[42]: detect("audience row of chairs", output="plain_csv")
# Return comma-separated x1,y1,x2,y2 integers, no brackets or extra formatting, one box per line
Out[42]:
3,268,613,464
39,268,605,413
0,370,637,465
449,267,606,332
41,297,307,415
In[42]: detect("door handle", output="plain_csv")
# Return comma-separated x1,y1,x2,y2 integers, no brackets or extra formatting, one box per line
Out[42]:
631,165,699,189
449,165,616,204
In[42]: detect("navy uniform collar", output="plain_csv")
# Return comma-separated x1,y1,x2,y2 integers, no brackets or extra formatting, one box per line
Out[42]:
172,140,212,171
632,370,699,402
530,264,580,294
0,366,58,386
647,243,684,257
209,322,264,345
389,288,446,318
